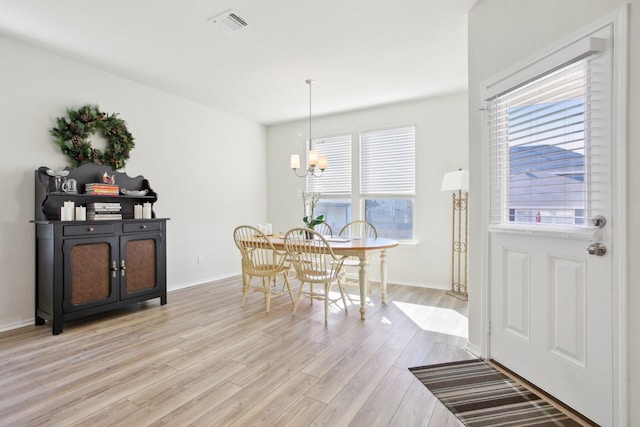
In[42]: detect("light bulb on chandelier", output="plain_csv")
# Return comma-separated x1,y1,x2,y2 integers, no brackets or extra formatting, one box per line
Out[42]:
290,79,327,178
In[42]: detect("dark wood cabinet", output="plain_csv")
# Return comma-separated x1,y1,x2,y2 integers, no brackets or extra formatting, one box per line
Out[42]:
33,163,168,335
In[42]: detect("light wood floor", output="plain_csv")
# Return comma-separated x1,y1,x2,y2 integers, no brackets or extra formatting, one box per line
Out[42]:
0,277,472,426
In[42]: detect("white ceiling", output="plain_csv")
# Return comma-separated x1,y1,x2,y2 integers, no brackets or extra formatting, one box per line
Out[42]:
0,0,476,125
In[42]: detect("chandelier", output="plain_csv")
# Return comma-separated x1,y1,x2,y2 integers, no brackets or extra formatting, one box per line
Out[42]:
290,79,327,178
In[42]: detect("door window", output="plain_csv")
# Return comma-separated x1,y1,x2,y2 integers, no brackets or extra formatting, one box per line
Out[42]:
486,39,608,228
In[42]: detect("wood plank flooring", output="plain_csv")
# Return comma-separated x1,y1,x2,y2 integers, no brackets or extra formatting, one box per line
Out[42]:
0,277,472,426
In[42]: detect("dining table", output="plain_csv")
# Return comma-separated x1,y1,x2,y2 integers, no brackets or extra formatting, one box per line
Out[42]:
269,235,399,320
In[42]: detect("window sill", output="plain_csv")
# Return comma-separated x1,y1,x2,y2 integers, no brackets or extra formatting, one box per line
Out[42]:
397,239,418,247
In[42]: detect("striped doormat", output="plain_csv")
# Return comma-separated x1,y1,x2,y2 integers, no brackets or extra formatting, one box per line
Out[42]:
409,359,593,426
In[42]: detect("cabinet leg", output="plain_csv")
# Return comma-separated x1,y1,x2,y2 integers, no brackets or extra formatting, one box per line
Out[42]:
52,320,63,335
161,294,167,305
35,316,45,326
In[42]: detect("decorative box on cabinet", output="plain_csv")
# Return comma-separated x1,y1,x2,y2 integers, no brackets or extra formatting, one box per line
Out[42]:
33,163,168,335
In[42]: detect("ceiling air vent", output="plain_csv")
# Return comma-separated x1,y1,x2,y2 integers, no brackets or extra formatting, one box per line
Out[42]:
209,10,249,32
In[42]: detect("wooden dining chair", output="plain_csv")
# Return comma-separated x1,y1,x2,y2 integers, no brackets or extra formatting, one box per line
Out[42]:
233,225,294,312
338,220,378,294
283,228,348,324
339,220,378,239
314,221,333,236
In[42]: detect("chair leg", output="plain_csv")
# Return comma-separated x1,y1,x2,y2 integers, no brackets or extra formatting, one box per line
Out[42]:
283,273,294,304
338,280,348,311
265,277,272,313
310,284,314,305
293,282,306,315
324,283,330,324
241,275,253,306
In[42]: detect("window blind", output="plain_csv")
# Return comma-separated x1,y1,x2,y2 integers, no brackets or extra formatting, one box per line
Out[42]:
360,126,416,195
306,134,352,194
486,50,607,227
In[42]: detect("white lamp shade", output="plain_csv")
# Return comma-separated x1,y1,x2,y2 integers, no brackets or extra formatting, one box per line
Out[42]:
308,149,319,166
441,169,469,192
317,155,327,170
290,154,300,170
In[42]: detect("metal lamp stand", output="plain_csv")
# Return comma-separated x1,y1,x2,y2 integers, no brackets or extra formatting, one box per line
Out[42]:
447,190,468,300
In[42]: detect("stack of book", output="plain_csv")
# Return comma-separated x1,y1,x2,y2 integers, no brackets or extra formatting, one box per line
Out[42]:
87,202,122,220
85,183,119,196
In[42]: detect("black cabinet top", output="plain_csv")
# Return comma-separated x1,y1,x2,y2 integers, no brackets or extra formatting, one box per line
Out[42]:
35,163,159,221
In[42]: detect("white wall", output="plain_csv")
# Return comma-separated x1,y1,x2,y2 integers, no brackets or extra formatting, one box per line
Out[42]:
266,93,468,288
468,1,639,425
0,35,266,330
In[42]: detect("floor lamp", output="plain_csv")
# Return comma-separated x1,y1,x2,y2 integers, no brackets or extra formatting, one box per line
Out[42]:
441,169,469,300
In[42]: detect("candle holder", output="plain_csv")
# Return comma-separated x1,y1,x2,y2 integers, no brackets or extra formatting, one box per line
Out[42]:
46,169,70,193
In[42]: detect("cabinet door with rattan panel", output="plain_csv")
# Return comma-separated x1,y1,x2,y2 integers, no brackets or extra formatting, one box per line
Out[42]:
63,236,119,312
120,233,165,299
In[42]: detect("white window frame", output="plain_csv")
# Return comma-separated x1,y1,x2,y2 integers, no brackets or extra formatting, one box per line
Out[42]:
483,28,611,237
306,125,416,241
360,126,416,240
487,54,602,229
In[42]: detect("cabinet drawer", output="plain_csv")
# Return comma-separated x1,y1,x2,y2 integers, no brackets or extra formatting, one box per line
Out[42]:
123,222,163,233
63,223,115,236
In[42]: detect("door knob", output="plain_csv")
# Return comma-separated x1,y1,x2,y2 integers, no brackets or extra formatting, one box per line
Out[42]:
587,243,607,256
590,215,607,228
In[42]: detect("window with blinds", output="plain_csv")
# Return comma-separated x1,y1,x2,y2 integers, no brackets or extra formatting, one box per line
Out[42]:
486,39,608,227
305,127,416,240
361,126,416,239
306,134,352,194
360,126,416,195
305,135,352,233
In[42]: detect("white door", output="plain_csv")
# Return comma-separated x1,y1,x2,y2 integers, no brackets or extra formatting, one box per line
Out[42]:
485,24,616,426
489,228,612,425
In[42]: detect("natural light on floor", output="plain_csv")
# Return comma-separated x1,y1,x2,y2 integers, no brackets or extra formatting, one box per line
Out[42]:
393,301,468,338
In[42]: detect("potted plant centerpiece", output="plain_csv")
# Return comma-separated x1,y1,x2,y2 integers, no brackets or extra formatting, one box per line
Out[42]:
303,214,325,237
302,215,324,239
301,191,322,239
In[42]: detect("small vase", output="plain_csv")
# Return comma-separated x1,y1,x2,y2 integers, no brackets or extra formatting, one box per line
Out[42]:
305,230,313,240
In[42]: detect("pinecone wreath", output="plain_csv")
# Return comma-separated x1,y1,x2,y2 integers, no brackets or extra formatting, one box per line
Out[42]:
50,104,135,169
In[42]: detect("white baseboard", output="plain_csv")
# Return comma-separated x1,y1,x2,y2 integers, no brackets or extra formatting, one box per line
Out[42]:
373,279,449,290
0,319,35,333
465,341,483,358
167,272,240,292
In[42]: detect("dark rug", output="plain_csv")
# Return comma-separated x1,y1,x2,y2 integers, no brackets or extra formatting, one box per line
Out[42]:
409,359,592,426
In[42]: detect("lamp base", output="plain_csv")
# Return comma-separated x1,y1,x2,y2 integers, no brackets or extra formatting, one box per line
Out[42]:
446,289,468,301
